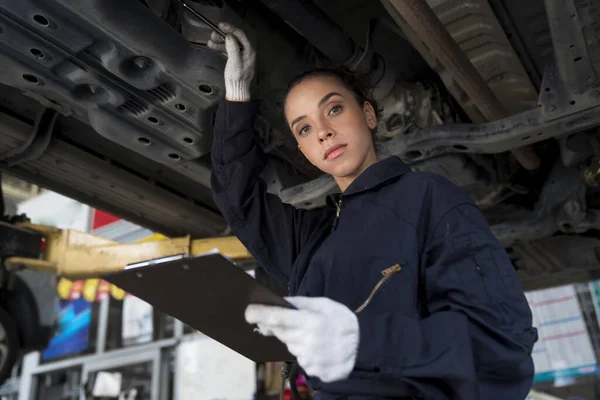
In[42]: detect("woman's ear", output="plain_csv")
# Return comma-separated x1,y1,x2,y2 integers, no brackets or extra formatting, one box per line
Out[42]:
363,101,378,130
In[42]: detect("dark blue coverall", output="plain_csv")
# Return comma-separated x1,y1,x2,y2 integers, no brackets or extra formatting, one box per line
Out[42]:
210,100,538,400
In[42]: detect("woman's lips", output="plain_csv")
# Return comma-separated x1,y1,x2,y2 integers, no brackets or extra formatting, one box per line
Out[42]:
325,144,347,160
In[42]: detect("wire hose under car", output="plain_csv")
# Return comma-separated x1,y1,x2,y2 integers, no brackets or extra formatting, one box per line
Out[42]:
281,361,304,400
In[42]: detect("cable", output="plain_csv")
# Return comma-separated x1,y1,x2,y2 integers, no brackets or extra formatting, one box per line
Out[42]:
348,17,412,73
289,362,302,400
280,362,291,400
279,362,304,400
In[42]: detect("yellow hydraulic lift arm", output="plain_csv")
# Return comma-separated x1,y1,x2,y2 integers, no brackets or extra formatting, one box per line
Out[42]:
4,223,254,280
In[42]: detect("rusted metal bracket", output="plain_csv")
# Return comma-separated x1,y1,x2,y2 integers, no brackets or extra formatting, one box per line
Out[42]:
544,0,599,92
280,94,600,206
384,0,540,170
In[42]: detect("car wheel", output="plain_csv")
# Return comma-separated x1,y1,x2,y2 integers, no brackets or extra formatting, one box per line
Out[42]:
0,307,19,384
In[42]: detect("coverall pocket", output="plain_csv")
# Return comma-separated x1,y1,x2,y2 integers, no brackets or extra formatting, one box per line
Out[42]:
473,249,506,302
458,256,490,303
448,237,489,303
473,247,525,303
491,248,525,300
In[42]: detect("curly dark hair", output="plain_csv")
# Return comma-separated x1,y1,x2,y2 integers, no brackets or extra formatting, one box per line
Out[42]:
283,67,380,120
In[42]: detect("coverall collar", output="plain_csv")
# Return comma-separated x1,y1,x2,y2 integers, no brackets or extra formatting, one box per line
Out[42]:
327,156,411,205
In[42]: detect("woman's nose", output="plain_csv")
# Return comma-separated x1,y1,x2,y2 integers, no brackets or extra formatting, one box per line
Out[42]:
317,126,335,142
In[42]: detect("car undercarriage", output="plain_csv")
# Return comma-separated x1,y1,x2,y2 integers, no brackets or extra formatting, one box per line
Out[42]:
0,0,599,289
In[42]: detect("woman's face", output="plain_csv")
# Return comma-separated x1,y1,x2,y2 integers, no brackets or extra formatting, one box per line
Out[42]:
284,75,378,191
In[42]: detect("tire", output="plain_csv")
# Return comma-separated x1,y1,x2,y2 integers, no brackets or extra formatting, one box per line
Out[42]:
0,307,19,385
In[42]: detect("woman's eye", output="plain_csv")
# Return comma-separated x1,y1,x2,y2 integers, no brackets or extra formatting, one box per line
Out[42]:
328,105,342,115
299,125,311,135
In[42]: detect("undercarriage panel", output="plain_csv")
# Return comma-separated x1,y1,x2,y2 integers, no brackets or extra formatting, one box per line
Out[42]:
0,0,225,166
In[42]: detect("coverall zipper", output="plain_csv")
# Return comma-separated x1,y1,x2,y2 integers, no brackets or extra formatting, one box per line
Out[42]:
355,264,402,313
331,198,343,232
294,198,344,295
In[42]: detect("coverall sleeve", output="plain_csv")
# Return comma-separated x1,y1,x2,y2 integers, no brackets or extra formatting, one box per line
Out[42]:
211,100,329,287
351,202,537,400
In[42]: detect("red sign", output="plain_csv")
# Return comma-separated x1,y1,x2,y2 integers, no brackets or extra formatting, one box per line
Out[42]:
92,209,120,230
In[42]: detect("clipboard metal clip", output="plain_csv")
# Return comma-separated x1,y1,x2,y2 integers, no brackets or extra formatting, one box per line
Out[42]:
125,254,187,270
124,248,229,271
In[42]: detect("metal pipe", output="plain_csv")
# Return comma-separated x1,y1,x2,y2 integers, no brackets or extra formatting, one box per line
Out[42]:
260,0,358,66
385,0,541,170
258,0,399,98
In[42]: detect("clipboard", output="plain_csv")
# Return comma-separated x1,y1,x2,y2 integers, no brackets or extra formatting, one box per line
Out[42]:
102,252,295,362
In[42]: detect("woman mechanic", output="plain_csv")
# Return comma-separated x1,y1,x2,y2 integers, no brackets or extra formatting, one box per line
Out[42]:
208,23,538,400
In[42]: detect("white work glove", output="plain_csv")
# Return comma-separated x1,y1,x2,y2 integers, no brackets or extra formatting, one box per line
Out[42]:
245,296,360,383
207,22,256,102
